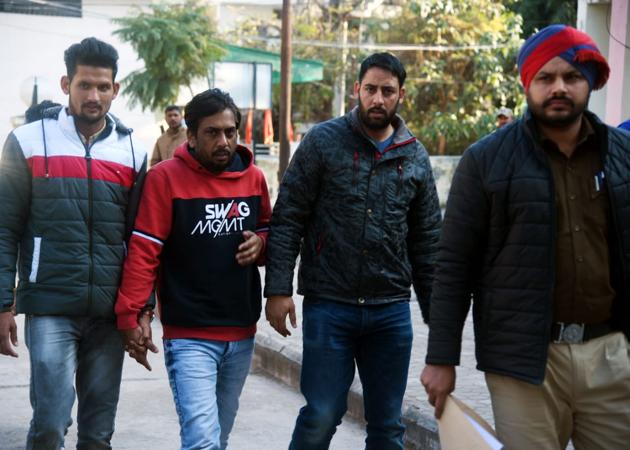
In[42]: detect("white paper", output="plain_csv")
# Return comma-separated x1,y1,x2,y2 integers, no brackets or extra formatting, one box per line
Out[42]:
464,413,503,450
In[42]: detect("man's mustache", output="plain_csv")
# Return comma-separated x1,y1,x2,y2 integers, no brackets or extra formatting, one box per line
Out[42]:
368,107,387,114
543,97,574,108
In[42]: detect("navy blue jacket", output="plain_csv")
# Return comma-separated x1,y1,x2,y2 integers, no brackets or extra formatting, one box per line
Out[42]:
427,110,630,384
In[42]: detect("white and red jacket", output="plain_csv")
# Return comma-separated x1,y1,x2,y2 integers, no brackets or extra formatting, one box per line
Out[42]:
115,143,271,341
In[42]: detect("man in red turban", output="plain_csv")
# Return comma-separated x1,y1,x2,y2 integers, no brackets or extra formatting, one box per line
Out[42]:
422,24,630,450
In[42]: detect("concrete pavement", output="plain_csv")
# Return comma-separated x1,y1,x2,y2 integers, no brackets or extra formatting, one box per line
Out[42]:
0,315,365,450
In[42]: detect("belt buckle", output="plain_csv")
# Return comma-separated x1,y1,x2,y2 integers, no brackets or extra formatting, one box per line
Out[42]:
555,323,585,344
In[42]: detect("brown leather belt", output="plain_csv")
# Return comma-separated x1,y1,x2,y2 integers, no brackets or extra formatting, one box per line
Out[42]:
551,322,613,344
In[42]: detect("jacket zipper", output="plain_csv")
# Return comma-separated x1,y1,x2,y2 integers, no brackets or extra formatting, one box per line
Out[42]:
356,150,375,301
526,123,556,381
84,143,94,315
380,137,416,155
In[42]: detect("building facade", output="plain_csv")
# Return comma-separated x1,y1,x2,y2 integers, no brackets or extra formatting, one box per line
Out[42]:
578,0,630,126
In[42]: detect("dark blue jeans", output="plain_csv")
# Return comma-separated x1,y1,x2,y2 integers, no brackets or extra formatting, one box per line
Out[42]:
289,299,413,450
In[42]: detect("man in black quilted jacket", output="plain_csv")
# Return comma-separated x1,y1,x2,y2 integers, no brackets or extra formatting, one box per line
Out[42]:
264,52,441,449
422,25,630,450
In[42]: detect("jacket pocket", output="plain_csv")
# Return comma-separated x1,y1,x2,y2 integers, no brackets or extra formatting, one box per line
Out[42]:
29,237,42,283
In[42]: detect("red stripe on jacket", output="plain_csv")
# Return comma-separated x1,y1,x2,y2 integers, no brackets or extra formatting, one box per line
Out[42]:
28,155,135,188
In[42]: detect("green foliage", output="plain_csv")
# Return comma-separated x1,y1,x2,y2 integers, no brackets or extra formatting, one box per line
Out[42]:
113,1,224,111
375,0,525,154
236,0,527,154
236,1,361,125
508,0,577,37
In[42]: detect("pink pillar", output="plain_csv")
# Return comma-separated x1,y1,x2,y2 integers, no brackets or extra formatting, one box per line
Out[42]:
605,0,629,125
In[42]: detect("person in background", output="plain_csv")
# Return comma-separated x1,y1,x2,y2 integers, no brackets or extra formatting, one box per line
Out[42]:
150,104,187,166
495,106,513,128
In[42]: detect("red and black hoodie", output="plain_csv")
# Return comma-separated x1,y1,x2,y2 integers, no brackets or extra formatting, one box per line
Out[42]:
115,143,271,341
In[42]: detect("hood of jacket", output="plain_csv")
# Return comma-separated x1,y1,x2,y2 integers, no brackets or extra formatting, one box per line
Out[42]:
43,105,133,137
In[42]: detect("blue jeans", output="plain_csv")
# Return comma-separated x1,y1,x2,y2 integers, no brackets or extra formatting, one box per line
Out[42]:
24,315,125,450
290,299,413,450
163,337,255,450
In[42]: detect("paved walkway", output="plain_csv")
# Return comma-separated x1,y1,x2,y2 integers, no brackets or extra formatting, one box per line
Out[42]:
0,316,365,450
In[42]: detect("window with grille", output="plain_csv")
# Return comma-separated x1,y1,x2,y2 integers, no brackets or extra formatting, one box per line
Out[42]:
0,0,82,18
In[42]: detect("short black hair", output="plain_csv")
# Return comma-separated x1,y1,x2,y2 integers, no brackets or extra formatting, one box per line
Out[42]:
358,52,406,87
185,88,241,135
64,37,119,81
165,105,181,113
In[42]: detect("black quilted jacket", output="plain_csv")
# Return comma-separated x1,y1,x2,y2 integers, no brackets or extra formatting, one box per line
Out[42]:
264,108,442,319
426,110,630,384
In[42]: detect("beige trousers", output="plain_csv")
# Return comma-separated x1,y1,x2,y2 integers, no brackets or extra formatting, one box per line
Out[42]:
485,332,630,450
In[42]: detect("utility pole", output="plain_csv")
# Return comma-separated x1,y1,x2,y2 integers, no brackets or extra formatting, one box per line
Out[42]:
278,0,292,181
332,18,348,117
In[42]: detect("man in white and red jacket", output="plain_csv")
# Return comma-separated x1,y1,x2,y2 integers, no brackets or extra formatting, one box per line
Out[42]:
115,88,271,450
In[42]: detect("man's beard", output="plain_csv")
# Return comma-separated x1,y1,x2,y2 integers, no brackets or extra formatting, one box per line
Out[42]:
196,147,234,173
73,101,106,126
527,93,589,129
358,100,398,130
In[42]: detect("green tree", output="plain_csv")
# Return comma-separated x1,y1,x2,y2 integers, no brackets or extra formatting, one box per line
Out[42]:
236,0,525,154
235,1,363,125
508,0,577,37
374,0,524,154
113,1,224,111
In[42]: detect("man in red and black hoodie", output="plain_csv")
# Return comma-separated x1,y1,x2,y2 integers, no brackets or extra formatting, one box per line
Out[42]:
115,88,271,450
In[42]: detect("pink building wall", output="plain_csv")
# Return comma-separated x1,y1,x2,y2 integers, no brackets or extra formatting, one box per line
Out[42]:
604,0,629,125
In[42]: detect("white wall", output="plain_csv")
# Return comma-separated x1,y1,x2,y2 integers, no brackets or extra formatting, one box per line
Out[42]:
0,0,164,150
0,0,293,152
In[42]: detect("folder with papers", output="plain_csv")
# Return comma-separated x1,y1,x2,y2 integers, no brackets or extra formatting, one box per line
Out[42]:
437,396,503,450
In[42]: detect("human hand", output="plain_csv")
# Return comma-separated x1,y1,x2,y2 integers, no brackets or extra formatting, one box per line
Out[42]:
236,231,263,266
0,311,18,357
138,310,159,355
120,326,153,371
265,296,297,337
420,364,456,418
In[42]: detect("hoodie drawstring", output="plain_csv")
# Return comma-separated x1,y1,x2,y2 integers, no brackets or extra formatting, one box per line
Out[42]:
127,131,136,174
397,162,403,194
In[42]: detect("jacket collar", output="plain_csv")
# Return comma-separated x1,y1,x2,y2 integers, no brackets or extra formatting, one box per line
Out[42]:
174,142,253,178
344,107,418,161
522,108,607,147
56,106,131,141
